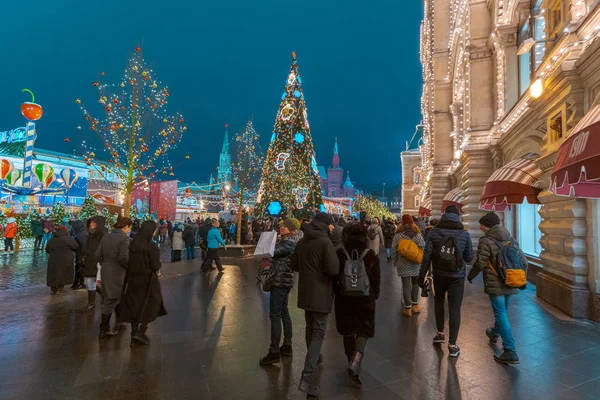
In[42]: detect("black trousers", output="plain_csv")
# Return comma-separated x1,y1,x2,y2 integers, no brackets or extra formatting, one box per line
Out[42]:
201,248,223,271
34,235,43,250
433,276,465,345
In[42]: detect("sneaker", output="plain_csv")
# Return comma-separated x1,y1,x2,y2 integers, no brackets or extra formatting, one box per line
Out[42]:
280,345,293,357
448,344,460,358
486,328,499,345
433,332,445,344
494,349,519,365
403,307,412,317
259,351,281,365
411,304,421,314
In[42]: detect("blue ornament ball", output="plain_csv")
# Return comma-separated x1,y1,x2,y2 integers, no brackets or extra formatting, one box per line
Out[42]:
294,133,305,143
282,92,286,100
271,133,276,143
294,90,301,98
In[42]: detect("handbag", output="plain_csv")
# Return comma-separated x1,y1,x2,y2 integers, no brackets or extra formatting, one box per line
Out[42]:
254,230,277,258
260,267,274,292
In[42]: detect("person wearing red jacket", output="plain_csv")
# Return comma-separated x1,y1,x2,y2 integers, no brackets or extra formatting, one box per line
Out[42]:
4,218,18,253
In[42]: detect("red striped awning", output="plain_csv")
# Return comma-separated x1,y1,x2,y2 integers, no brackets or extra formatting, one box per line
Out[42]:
550,104,600,198
441,188,462,212
480,159,543,211
419,197,432,217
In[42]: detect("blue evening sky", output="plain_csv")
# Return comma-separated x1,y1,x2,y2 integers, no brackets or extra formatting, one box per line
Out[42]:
0,0,423,194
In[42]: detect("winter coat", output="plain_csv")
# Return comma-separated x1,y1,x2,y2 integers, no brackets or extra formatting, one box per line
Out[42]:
82,216,106,277
200,219,212,242
330,224,344,249
171,230,184,250
468,225,528,295
383,222,396,248
182,226,195,247
96,229,130,299
42,220,54,233
391,228,426,277
334,247,380,338
46,229,78,287
271,230,303,289
206,227,226,249
117,242,167,325
71,220,88,265
419,213,473,281
291,220,339,313
3,222,17,239
366,224,384,253
31,220,43,237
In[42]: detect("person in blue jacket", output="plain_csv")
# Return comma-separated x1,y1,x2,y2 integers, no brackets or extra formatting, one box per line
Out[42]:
201,218,226,273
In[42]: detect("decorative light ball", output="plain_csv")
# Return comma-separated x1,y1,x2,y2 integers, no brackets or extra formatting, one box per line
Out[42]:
21,102,43,121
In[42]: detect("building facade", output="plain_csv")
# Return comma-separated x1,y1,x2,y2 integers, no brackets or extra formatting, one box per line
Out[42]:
318,138,356,198
401,149,422,216
417,0,600,320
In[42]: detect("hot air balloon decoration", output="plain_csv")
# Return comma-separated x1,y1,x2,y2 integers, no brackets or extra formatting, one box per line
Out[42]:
6,169,21,186
20,89,43,121
0,159,14,181
60,168,79,189
34,163,55,188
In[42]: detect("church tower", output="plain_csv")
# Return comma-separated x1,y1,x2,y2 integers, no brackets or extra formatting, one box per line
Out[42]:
326,137,343,197
218,123,232,185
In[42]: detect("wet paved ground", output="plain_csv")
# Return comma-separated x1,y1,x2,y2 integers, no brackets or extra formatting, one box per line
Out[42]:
1,252,600,399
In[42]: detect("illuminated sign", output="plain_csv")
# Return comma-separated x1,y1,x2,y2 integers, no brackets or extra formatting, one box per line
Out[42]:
0,127,37,144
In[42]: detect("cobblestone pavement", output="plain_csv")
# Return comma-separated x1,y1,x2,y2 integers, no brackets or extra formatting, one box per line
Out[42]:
0,252,599,399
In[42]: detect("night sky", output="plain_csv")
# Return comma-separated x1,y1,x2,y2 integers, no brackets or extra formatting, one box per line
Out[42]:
0,0,423,194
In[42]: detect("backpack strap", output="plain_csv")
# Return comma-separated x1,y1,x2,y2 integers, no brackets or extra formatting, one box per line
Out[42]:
342,248,351,260
359,249,370,260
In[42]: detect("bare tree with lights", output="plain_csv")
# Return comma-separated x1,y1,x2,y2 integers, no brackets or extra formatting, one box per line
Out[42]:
232,117,263,244
76,46,186,217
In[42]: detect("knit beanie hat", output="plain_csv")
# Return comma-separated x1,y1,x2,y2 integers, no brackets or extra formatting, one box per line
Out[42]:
314,212,335,226
401,214,413,225
445,205,460,215
283,218,301,231
479,212,500,228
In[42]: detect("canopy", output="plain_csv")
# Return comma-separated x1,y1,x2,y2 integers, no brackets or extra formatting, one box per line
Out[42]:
550,104,600,198
418,198,432,217
441,188,463,212
480,159,543,211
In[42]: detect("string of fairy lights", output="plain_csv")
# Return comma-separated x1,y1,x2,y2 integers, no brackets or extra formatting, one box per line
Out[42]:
76,46,187,191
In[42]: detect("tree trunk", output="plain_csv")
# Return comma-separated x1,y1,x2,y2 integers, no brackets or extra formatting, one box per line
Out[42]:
236,186,245,245
123,192,132,217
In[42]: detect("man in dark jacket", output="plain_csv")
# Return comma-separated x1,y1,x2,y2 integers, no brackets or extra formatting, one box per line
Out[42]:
419,205,473,358
70,220,88,290
82,216,106,311
330,219,343,250
468,213,528,365
291,213,339,397
182,224,196,260
260,218,304,366
32,218,44,250
383,219,396,260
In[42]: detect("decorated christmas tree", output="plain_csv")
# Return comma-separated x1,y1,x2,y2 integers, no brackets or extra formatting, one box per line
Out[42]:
101,208,118,230
79,195,98,221
50,202,68,225
353,194,395,220
21,208,41,238
254,52,323,219
16,216,32,239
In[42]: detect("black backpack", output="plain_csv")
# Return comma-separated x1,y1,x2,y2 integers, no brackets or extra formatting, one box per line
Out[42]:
432,232,463,272
339,249,371,297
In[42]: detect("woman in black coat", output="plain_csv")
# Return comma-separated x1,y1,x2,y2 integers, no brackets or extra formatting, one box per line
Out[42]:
81,216,106,311
46,226,79,295
117,220,166,345
334,222,381,385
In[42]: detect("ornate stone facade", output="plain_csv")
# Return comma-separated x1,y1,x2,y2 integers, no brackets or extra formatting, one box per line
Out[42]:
416,0,600,320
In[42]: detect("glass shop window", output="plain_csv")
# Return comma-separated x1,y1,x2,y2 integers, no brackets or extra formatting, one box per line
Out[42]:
532,0,546,70
517,199,542,257
518,21,532,96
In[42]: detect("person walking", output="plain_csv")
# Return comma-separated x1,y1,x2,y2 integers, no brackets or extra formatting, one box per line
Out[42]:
41,218,54,249
3,218,17,253
392,215,426,317
81,216,106,311
201,218,226,273
291,213,339,397
468,213,528,365
171,225,183,262
182,224,195,260
46,226,78,295
96,217,132,339
118,221,167,346
366,217,384,255
334,223,380,386
383,218,396,261
70,220,88,290
424,218,438,242
32,217,44,251
418,205,473,357
199,217,212,258
260,218,304,365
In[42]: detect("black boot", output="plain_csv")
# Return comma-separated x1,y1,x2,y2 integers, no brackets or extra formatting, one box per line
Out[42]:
132,324,149,345
259,351,281,365
83,291,96,311
99,314,111,339
130,323,140,346
347,351,364,385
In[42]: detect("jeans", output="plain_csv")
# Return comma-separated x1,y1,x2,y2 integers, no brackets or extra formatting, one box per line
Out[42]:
202,248,223,271
186,246,195,260
303,311,328,376
34,235,43,250
489,294,516,351
269,287,292,353
41,232,52,249
386,248,391,258
84,277,97,291
4,238,13,251
434,276,465,345
401,276,420,308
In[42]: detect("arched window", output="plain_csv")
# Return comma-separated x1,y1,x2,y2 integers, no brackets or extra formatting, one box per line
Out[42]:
413,167,421,185
331,190,336,197
414,196,420,208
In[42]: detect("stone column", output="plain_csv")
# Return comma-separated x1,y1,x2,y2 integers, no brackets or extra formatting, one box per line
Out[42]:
586,199,600,321
431,166,452,218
